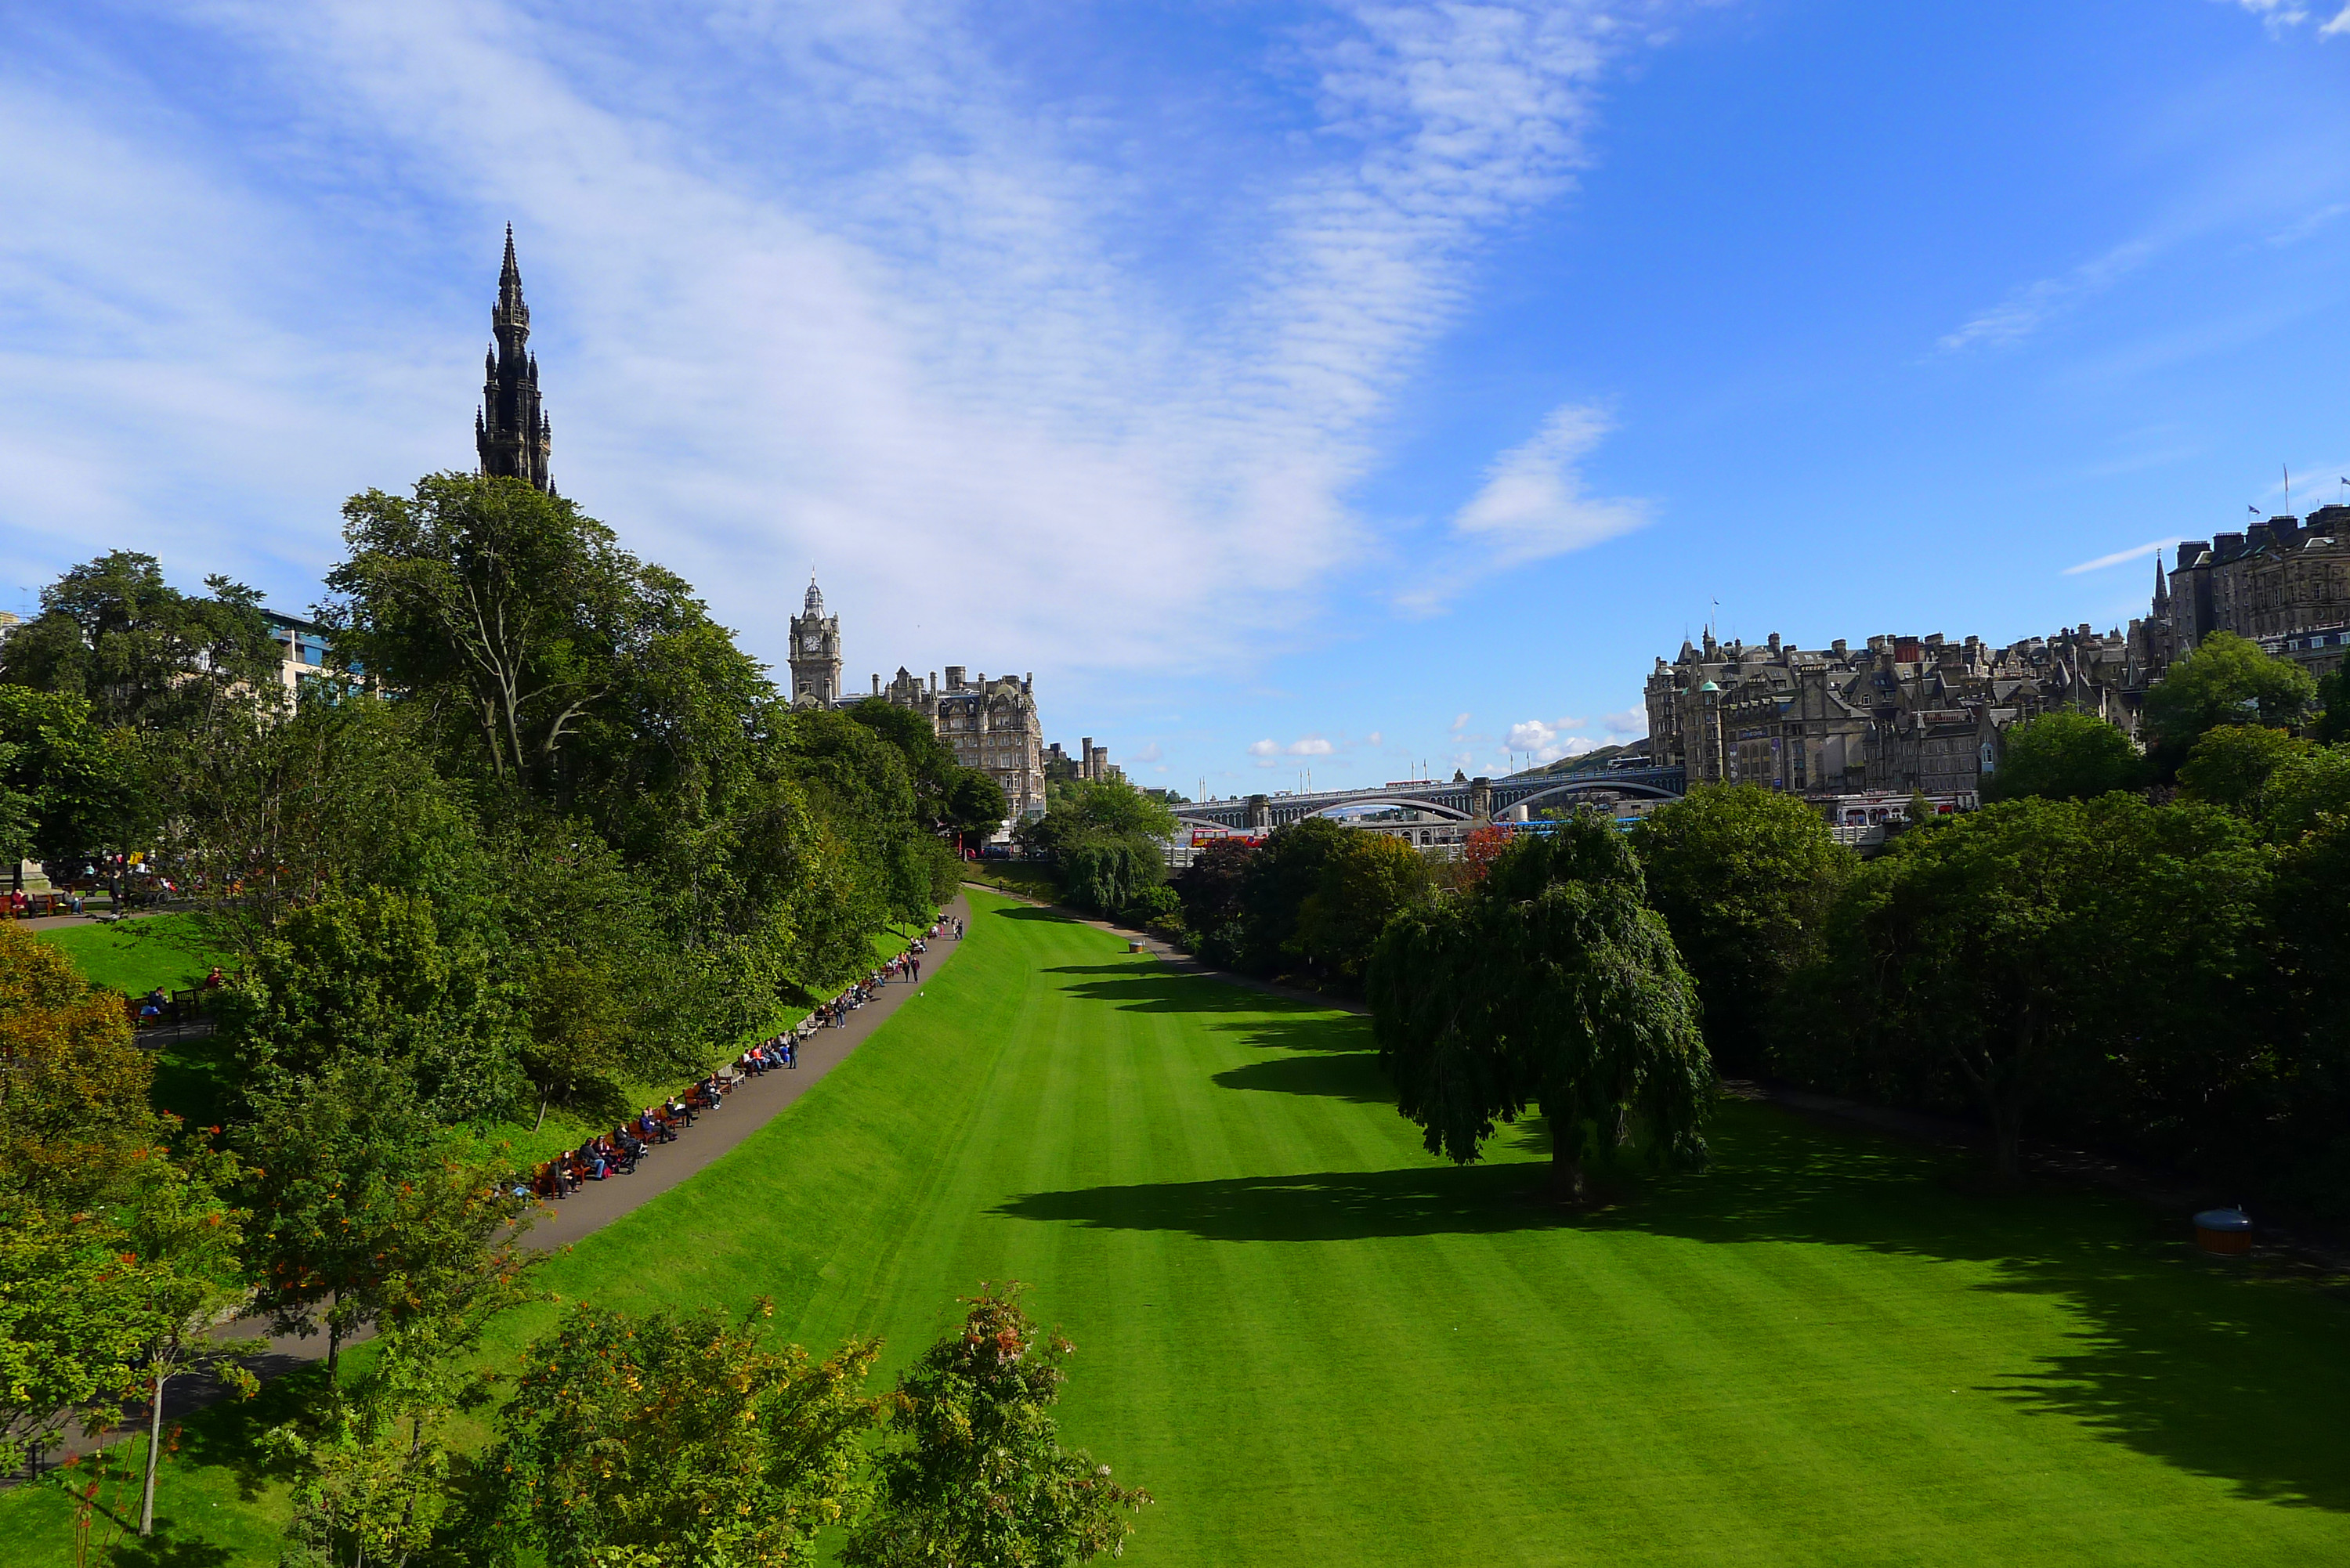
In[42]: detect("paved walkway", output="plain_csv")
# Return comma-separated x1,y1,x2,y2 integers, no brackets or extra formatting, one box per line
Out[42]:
24,891,972,1478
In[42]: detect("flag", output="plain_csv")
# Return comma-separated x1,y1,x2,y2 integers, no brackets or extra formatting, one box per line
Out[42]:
2248,504,2261,515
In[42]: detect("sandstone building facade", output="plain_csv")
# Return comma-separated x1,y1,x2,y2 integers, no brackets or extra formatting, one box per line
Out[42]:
2138,506,2350,680
784,577,1047,821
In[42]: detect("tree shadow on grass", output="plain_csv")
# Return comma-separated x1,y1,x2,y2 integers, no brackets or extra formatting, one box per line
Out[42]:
163,1360,326,1504
110,1531,236,1568
1003,1097,2350,1512
997,1159,1564,1241
1210,1052,1390,1103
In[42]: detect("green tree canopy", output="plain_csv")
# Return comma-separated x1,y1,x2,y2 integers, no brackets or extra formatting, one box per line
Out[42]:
2178,724,2315,815
2260,741,2350,843
1368,820,1713,1201
222,885,528,1122
491,1301,880,1568
1630,786,1852,1073
1021,777,1180,916
1799,795,2272,1176
1981,710,2145,802
845,1284,1150,1568
235,1057,533,1371
2142,631,2318,771
1235,815,1351,973
0,551,280,732
1292,830,1430,985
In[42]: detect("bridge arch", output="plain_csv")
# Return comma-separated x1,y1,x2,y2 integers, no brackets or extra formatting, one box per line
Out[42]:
1505,778,1683,816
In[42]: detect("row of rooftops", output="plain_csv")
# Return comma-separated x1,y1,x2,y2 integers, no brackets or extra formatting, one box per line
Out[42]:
2171,504,2350,575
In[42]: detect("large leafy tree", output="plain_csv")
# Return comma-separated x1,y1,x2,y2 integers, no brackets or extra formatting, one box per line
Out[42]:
1981,710,2145,802
2178,724,2315,815
146,695,484,943
0,687,148,891
1368,820,1713,1201
1233,815,1350,973
327,475,665,796
848,698,1007,842
1170,837,1254,966
1021,777,1180,916
2142,631,2318,772
490,1301,879,1568
0,551,280,732
1807,795,2271,1177
1631,786,1852,1074
1292,830,1430,985
0,924,177,1473
845,1284,1150,1568
223,886,527,1122
236,1058,533,1371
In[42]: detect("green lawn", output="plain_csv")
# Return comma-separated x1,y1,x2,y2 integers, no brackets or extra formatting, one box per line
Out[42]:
16,889,2350,1564
497,890,2350,1564
31,914,226,997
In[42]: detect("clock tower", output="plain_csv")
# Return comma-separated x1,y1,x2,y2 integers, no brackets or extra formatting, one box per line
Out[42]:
787,577,843,706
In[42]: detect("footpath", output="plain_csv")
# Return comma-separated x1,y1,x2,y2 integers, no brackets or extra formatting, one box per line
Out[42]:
27,890,973,1476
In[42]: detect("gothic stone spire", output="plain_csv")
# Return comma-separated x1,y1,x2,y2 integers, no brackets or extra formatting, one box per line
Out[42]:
477,224,555,494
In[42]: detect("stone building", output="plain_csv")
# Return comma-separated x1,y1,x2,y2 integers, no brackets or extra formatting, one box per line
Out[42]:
1646,624,2136,801
2135,507,2350,680
779,577,1047,822
875,663,1048,821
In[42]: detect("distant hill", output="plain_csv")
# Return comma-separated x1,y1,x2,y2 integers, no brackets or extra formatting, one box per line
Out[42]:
1512,740,1649,779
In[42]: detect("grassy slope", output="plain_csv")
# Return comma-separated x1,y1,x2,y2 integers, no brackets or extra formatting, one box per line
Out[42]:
16,891,2350,1564
31,915,225,997
495,891,2350,1566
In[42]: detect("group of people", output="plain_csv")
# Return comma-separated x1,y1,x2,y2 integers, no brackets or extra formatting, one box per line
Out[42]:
526,909,961,1200
530,1075,732,1197
801,916,957,1032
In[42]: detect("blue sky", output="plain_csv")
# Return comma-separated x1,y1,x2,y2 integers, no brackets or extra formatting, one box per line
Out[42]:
5,1,2350,796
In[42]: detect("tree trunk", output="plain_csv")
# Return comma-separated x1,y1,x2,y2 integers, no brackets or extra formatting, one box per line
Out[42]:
534,1089,550,1132
327,1318,342,1378
1550,1129,1586,1205
1990,1097,2023,1180
139,1360,165,1536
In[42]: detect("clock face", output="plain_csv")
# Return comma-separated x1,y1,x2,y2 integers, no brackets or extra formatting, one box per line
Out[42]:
801,634,821,653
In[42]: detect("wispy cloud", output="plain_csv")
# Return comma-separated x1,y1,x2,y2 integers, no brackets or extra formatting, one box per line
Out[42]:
2268,202,2350,245
2063,539,2175,575
1397,403,1650,614
0,1,1691,695
1936,240,2155,354
2220,0,2350,34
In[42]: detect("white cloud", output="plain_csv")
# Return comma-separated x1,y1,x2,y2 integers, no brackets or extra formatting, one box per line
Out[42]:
1288,736,1336,757
2062,538,2175,575
1504,717,1595,763
0,1,1688,693
2267,202,2350,245
1247,739,1282,757
1450,712,1472,733
2222,0,2350,31
1131,742,1165,764
2227,0,2310,27
1397,403,1650,613
1365,730,1383,746
1936,240,2154,354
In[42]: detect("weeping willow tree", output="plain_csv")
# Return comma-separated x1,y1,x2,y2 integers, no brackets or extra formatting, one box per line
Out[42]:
1367,818,1713,1201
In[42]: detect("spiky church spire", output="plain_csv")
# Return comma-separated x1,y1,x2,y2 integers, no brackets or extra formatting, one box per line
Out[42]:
475,225,555,494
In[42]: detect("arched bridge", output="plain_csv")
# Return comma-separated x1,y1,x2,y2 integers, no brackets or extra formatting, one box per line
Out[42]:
1175,765,1688,833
